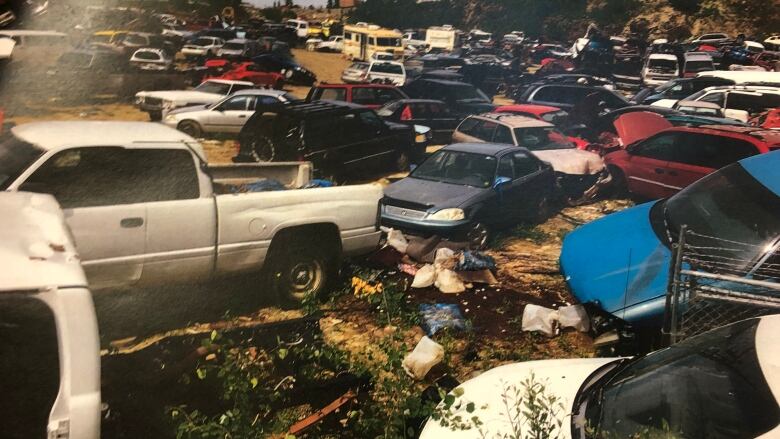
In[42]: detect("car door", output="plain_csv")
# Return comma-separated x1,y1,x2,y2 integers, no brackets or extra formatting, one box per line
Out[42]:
495,151,551,223
355,110,397,171
622,132,678,199
665,132,761,192
136,148,217,285
16,147,147,288
206,94,253,133
426,102,459,142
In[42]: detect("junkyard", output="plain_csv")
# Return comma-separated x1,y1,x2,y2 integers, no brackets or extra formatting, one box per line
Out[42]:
1,0,780,438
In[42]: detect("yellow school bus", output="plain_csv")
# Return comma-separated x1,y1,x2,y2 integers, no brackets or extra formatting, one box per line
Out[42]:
342,23,404,61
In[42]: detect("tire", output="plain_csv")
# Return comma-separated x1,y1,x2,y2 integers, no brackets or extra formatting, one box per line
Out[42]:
250,136,276,162
284,69,294,80
149,111,162,121
464,222,490,250
178,120,203,138
267,239,335,303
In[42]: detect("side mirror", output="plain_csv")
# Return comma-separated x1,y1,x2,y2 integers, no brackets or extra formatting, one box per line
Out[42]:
724,109,749,122
493,176,511,190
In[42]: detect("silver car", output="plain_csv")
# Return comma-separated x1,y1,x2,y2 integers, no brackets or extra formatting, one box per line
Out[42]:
341,61,369,83
162,89,298,137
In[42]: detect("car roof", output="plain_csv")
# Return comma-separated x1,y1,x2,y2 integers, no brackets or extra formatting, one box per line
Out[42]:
684,52,713,60
393,99,446,104
317,83,398,89
495,104,562,114
472,113,554,128
12,121,204,157
741,150,780,196
0,192,87,291
695,125,780,143
648,53,678,60
677,100,721,109
203,78,254,86
442,142,519,156
225,38,250,43
416,78,472,87
233,88,288,97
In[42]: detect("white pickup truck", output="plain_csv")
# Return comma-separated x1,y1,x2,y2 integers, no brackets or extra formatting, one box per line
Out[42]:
134,79,255,121
0,121,383,301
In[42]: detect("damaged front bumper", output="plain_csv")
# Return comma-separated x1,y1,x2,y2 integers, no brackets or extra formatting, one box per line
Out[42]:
556,169,612,203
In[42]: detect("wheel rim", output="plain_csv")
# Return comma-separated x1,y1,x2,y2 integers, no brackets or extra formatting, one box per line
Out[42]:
285,69,294,79
180,122,199,137
466,222,489,249
288,259,323,296
251,138,275,161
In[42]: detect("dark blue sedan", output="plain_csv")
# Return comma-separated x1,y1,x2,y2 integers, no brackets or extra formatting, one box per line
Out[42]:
381,143,556,248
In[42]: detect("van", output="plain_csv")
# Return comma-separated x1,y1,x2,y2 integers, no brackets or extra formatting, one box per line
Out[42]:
425,25,460,51
286,19,309,39
681,52,714,77
0,191,101,439
343,23,404,61
367,60,406,86
642,53,679,87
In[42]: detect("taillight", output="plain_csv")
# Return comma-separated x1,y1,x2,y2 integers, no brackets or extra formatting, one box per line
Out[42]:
400,105,413,121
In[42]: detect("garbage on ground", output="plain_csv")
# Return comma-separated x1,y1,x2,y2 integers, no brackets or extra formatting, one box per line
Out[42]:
403,336,444,380
386,228,409,254
434,268,466,294
456,269,498,285
521,304,590,336
419,304,467,336
457,251,496,271
411,264,436,288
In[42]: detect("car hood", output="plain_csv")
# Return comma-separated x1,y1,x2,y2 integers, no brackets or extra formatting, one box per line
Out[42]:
384,177,486,210
420,357,619,439
651,99,678,109
169,104,210,115
533,148,606,175
560,201,672,321
613,111,672,146
135,90,223,103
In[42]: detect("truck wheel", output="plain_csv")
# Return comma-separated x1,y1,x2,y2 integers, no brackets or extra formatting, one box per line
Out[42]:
250,136,276,162
268,241,334,303
149,111,162,121
178,120,203,138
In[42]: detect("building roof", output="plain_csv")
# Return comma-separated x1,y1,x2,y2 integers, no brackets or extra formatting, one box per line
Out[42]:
12,121,204,157
0,192,87,291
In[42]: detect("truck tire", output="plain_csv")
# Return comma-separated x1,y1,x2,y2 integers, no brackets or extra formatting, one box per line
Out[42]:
266,239,336,303
178,120,203,138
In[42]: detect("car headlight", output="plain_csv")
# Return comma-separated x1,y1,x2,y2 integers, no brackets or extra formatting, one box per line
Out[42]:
135,96,144,104
426,208,465,221
164,114,177,122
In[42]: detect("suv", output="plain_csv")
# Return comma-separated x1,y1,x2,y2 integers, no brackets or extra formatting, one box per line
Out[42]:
657,85,780,122
513,83,628,112
605,125,780,199
306,83,408,109
367,60,406,86
632,76,735,105
452,113,610,201
234,101,424,180
403,78,496,117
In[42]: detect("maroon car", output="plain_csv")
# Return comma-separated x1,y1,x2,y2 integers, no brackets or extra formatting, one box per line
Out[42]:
306,83,408,109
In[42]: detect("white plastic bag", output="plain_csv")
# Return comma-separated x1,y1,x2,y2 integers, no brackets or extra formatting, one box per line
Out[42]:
433,247,458,269
411,264,437,288
521,304,559,337
557,304,590,332
434,268,466,294
387,228,409,254
403,336,444,380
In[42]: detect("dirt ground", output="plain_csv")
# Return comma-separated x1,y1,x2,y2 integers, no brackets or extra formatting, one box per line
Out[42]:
4,49,636,436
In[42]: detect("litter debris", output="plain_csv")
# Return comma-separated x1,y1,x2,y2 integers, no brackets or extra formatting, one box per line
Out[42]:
419,304,467,336
456,251,496,271
387,228,409,254
557,304,590,332
398,262,418,276
456,269,498,285
403,336,444,380
521,304,591,336
434,268,466,294
411,264,437,288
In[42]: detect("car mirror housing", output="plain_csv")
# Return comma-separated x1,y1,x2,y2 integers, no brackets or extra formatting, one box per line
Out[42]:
493,176,511,189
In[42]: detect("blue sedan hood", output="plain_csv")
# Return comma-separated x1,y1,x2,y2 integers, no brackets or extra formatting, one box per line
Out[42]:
560,202,671,323
384,177,485,210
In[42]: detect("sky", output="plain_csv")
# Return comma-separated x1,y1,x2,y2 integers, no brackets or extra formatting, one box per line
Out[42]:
247,0,328,7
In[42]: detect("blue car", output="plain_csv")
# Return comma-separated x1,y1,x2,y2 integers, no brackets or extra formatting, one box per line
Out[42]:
561,150,780,329
381,143,555,248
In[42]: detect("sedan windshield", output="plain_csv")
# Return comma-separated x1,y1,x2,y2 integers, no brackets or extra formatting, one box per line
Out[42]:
0,135,44,190
451,85,490,102
192,38,215,47
514,126,575,150
411,150,496,188
663,163,780,270
581,318,778,439
195,81,231,95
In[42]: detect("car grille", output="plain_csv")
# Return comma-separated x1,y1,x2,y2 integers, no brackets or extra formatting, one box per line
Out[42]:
385,205,427,220
143,97,163,108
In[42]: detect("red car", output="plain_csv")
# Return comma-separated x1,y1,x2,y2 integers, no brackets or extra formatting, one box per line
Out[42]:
606,124,780,199
754,51,780,72
494,104,589,149
205,60,284,89
306,83,408,109
750,108,780,129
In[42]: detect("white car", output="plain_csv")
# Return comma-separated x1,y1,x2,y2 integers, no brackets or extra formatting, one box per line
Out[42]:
181,36,224,58
134,79,254,120
652,84,780,122
129,47,174,71
306,35,344,52
161,23,194,39
422,315,780,438
642,53,679,87
367,60,406,86
370,51,396,61
1,191,101,439
765,35,780,51
163,89,298,137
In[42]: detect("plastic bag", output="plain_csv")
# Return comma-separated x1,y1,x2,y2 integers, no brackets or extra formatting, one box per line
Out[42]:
387,228,409,254
557,304,590,332
457,251,496,271
403,336,444,380
521,304,559,337
411,264,436,288
419,303,467,336
434,268,466,294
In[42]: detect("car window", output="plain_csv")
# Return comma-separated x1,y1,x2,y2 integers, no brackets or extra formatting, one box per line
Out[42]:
727,92,780,114
670,133,760,169
0,296,60,439
493,125,514,144
633,132,678,161
513,151,541,177
358,111,385,131
20,148,200,208
699,91,725,107
428,102,451,117
319,88,347,102
221,95,251,111
497,155,513,179
255,95,281,107
352,88,378,105
457,117,480,135
375,88,403,105
474,120,497,141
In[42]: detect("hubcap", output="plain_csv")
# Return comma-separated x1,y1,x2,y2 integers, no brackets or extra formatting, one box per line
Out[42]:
252,139,275,161
289,260,322,293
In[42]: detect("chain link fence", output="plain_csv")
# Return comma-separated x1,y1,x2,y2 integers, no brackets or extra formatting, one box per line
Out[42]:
663,225,780,344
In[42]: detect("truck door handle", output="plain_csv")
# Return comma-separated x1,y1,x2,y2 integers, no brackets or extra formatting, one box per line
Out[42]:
654,168,665,174
120,217,144,228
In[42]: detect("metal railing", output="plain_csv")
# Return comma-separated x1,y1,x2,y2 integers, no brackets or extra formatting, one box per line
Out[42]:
664,225,780,344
